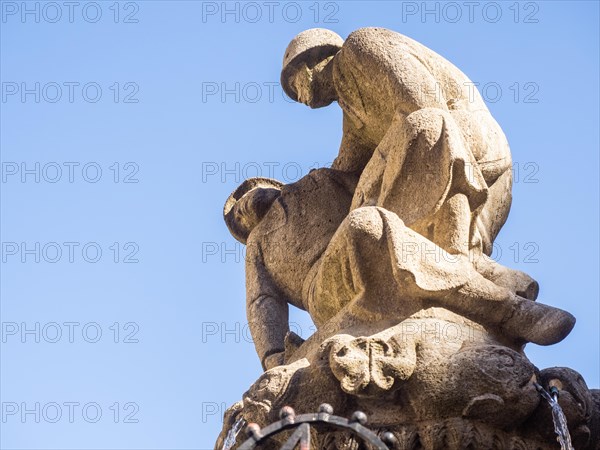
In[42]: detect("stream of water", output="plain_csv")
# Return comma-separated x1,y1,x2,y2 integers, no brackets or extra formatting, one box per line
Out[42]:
534,382,574,450
222,416,247,450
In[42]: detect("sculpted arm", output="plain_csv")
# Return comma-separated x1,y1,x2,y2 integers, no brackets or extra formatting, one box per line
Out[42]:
332,36,450,173
331,113,375,173
245,240,289,371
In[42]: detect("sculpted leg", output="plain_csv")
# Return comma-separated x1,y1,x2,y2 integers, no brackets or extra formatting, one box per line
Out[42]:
351,108,487,256
428,192,471,256
306,206,574,345
351,107,542,300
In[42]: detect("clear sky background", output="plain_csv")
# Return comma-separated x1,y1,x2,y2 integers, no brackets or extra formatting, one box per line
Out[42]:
1,1,598,448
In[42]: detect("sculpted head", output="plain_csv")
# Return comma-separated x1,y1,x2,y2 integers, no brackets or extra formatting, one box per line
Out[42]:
224,178,283,244
281,28,343,108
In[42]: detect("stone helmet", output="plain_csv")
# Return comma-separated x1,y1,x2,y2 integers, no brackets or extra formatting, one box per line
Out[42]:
223,177,284,244
280,28,344,102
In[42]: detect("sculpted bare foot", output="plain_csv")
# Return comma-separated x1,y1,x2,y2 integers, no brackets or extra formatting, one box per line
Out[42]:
474,256,540,300
501,297,575,346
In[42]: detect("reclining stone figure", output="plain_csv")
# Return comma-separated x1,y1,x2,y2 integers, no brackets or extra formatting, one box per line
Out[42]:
223,28,574,372
216,28,600,449
224,169,574,371
216,27,597,449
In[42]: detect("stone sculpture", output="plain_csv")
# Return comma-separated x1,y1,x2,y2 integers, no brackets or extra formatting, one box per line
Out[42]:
215,28,599,449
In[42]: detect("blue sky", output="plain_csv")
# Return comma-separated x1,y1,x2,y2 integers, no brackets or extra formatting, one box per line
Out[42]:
1,1,598,448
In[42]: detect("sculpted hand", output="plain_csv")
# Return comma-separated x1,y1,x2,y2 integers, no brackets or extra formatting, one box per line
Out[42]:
263,351,286,371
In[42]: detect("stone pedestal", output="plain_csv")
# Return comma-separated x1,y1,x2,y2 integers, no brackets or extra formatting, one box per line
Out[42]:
215,309,599,449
